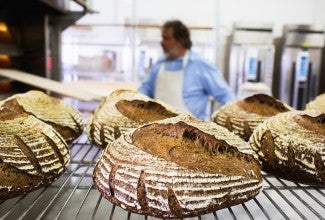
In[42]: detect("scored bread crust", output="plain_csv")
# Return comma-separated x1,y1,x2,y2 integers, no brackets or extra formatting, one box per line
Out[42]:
305,93,325,112
0,90,84,143
0,108,70,200
249,110,325,186
86,89,179,148
211,94,292,141
93,114,262,218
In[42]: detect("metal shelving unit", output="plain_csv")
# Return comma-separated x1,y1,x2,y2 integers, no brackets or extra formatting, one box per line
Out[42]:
0,132,324,220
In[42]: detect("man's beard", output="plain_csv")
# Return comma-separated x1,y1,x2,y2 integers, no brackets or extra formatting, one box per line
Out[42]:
163,48,179,60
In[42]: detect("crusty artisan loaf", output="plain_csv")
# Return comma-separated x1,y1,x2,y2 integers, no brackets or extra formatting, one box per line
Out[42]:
306,93,325,112
93,114,262,218
0,90,84,143
211,93,292,141
86,89,179,148
249,110,325,186
0,107,70,200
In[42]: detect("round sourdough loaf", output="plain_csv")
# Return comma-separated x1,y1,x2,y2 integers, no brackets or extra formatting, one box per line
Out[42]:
249,110,325,186
211,93,292,141
0,90,84,143
306,93,325,112
93,114,262,218
0,107,70,200
86,89,179,148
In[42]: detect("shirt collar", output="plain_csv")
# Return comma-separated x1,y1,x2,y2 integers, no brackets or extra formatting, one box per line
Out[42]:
162,49,194,62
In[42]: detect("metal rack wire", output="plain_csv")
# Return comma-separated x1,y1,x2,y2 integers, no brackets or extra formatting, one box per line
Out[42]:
0,132,324,220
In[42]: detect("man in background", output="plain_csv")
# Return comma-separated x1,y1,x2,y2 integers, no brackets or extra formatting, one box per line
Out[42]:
138,20,234,120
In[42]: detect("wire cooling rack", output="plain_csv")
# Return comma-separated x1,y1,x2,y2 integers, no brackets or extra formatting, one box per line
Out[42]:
0,132,324,220
0,95,324,220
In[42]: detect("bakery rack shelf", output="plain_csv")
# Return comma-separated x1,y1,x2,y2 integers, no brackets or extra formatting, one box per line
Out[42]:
0,133,324,220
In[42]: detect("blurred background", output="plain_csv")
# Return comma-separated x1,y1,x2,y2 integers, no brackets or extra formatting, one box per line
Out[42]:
1,0,325,109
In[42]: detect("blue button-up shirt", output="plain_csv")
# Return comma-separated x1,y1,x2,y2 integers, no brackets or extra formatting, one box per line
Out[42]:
138,50,235,119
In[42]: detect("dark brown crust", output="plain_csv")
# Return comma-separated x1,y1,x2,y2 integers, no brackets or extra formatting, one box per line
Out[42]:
1,99,26,115
260,130,276,167
45,122,77,143
113,126,121,139
225,117,233,132
294,113,325,136
93,165,113,201
315,153,325,183
89,123,96,145
2,94,83,143
137,171,149,212
242,121,252,141
14,135,43,175
212,94,291,142
0,108,69,200
0,163,43,200
108,165,118,197
116,100,178,124
0,100,26,120
70,112,84,134
240,94,290,116
100,125,107,147
167,187,183,218
93,118,263,218
258,128,325,186
93,159,262,218
132,121,259,178
261,163,325,186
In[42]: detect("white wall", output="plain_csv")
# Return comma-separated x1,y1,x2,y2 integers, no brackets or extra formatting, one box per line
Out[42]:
77,0,133,24
80,0,325,33
135,0,217,27
219,0,321,37
78,0,217,26
75,0,325,74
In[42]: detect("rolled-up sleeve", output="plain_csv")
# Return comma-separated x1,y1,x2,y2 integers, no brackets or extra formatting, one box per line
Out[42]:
202,65,235,105
183,56,235,119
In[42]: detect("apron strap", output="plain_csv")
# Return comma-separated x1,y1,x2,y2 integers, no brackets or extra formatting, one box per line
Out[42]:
155,50,190,113
159,50,190,72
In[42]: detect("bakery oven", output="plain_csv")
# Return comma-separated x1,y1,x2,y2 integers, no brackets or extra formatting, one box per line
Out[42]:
0,0,90,96
0,0,51,92
0,19,22,94
228,23,275,99
279,24,325,109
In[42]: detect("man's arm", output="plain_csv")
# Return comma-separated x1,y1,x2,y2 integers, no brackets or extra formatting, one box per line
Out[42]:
137,62,161,98
201,64,235,105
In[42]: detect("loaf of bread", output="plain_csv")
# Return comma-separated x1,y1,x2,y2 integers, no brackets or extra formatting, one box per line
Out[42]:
86,89,179,148
93,114,262,218
306,93,325,112
249,110,325,186
211,94,292,141
0,90,84,142
0,107,70,200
